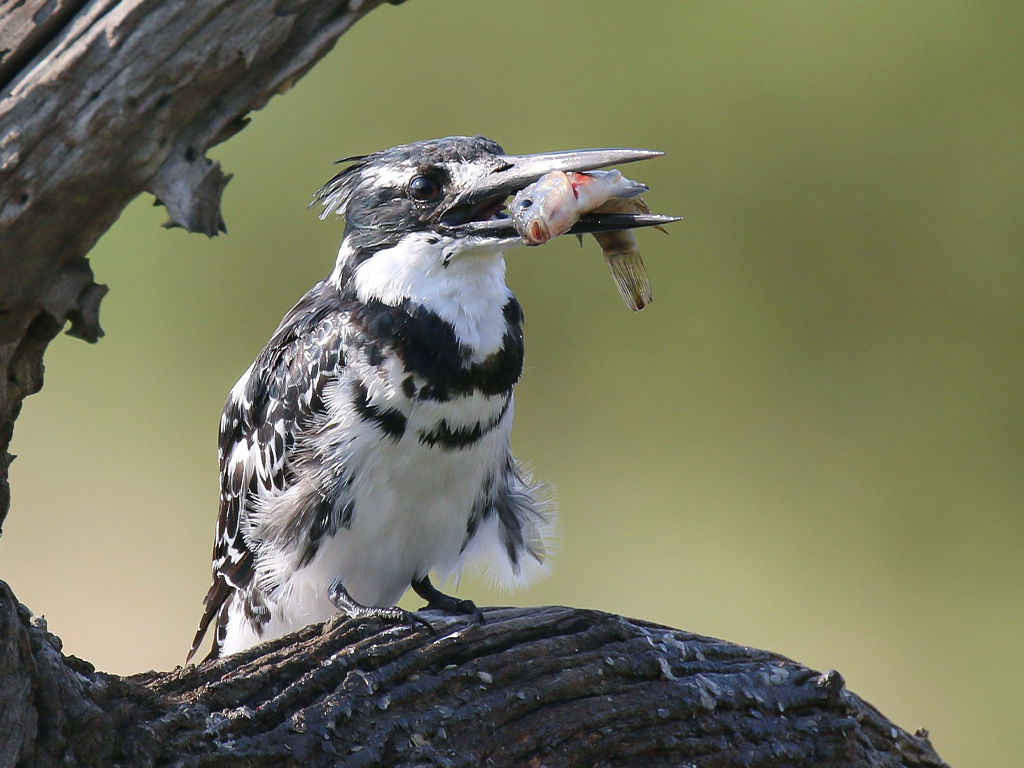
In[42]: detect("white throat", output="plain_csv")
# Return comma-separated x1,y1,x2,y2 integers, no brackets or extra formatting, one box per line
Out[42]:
341,233,514,359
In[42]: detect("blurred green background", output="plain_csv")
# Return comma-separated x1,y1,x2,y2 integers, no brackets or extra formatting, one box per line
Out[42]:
2,1,1021,765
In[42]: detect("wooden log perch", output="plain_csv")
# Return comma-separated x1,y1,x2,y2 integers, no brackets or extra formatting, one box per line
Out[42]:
0,580,948,768
0,2,954,766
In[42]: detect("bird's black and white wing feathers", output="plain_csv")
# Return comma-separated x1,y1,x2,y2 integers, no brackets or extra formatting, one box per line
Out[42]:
188,282,346,662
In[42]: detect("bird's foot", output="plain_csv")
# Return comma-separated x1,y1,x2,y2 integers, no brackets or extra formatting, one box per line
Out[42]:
411,575,485,624
328,580,434,632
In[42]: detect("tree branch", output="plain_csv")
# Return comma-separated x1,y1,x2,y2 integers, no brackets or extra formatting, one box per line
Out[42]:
0,580,948,768
0,0,399,532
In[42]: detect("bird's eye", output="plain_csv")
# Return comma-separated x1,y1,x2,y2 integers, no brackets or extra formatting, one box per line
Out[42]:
408,175,442,201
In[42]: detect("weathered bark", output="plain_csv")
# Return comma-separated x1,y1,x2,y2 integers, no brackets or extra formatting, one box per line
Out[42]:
0,580,948,768
0,0,402,533
0,2,954,766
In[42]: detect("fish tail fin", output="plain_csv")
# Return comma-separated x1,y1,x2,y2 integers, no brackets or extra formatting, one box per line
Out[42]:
605,252,652,311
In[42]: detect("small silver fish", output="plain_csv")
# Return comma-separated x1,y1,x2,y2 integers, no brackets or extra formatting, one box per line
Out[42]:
509,170,657,311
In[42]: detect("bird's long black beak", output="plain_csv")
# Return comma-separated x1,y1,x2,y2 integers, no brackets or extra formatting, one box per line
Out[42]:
441,147,679,240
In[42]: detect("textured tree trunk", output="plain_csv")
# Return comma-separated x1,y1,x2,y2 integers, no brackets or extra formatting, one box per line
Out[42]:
0,3,952,767
1,581,949,768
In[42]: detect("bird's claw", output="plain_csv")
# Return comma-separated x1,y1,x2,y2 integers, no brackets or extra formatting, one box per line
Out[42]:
421,596,485,625
353,605,434,633
328,580,434,633
410,575,485,625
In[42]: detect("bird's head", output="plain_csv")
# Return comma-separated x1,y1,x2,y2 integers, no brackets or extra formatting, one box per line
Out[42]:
313,136,674,343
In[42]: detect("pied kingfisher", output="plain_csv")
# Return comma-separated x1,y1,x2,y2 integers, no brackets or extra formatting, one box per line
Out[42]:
188,136,663,661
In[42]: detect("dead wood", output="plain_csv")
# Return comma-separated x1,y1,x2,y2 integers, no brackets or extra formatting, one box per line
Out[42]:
0,0,400,532
1,581,949,768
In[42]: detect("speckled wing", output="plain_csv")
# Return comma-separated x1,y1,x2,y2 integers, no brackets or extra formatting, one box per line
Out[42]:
188,283,347,662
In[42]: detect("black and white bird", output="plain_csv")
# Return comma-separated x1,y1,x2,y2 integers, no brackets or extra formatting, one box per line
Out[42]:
188,136,666,661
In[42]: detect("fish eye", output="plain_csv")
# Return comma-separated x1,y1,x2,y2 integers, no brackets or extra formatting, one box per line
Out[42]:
518,198,533,209
408,175,442,202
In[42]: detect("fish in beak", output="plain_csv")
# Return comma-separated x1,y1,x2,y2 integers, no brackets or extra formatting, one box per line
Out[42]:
440,147,679,242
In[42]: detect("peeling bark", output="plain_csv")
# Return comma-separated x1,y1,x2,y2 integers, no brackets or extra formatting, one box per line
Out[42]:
0,580,949,768
0,0,397,532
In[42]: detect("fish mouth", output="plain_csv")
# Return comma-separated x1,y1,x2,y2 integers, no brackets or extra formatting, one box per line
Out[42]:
439,147,679,241
524,219,549,244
